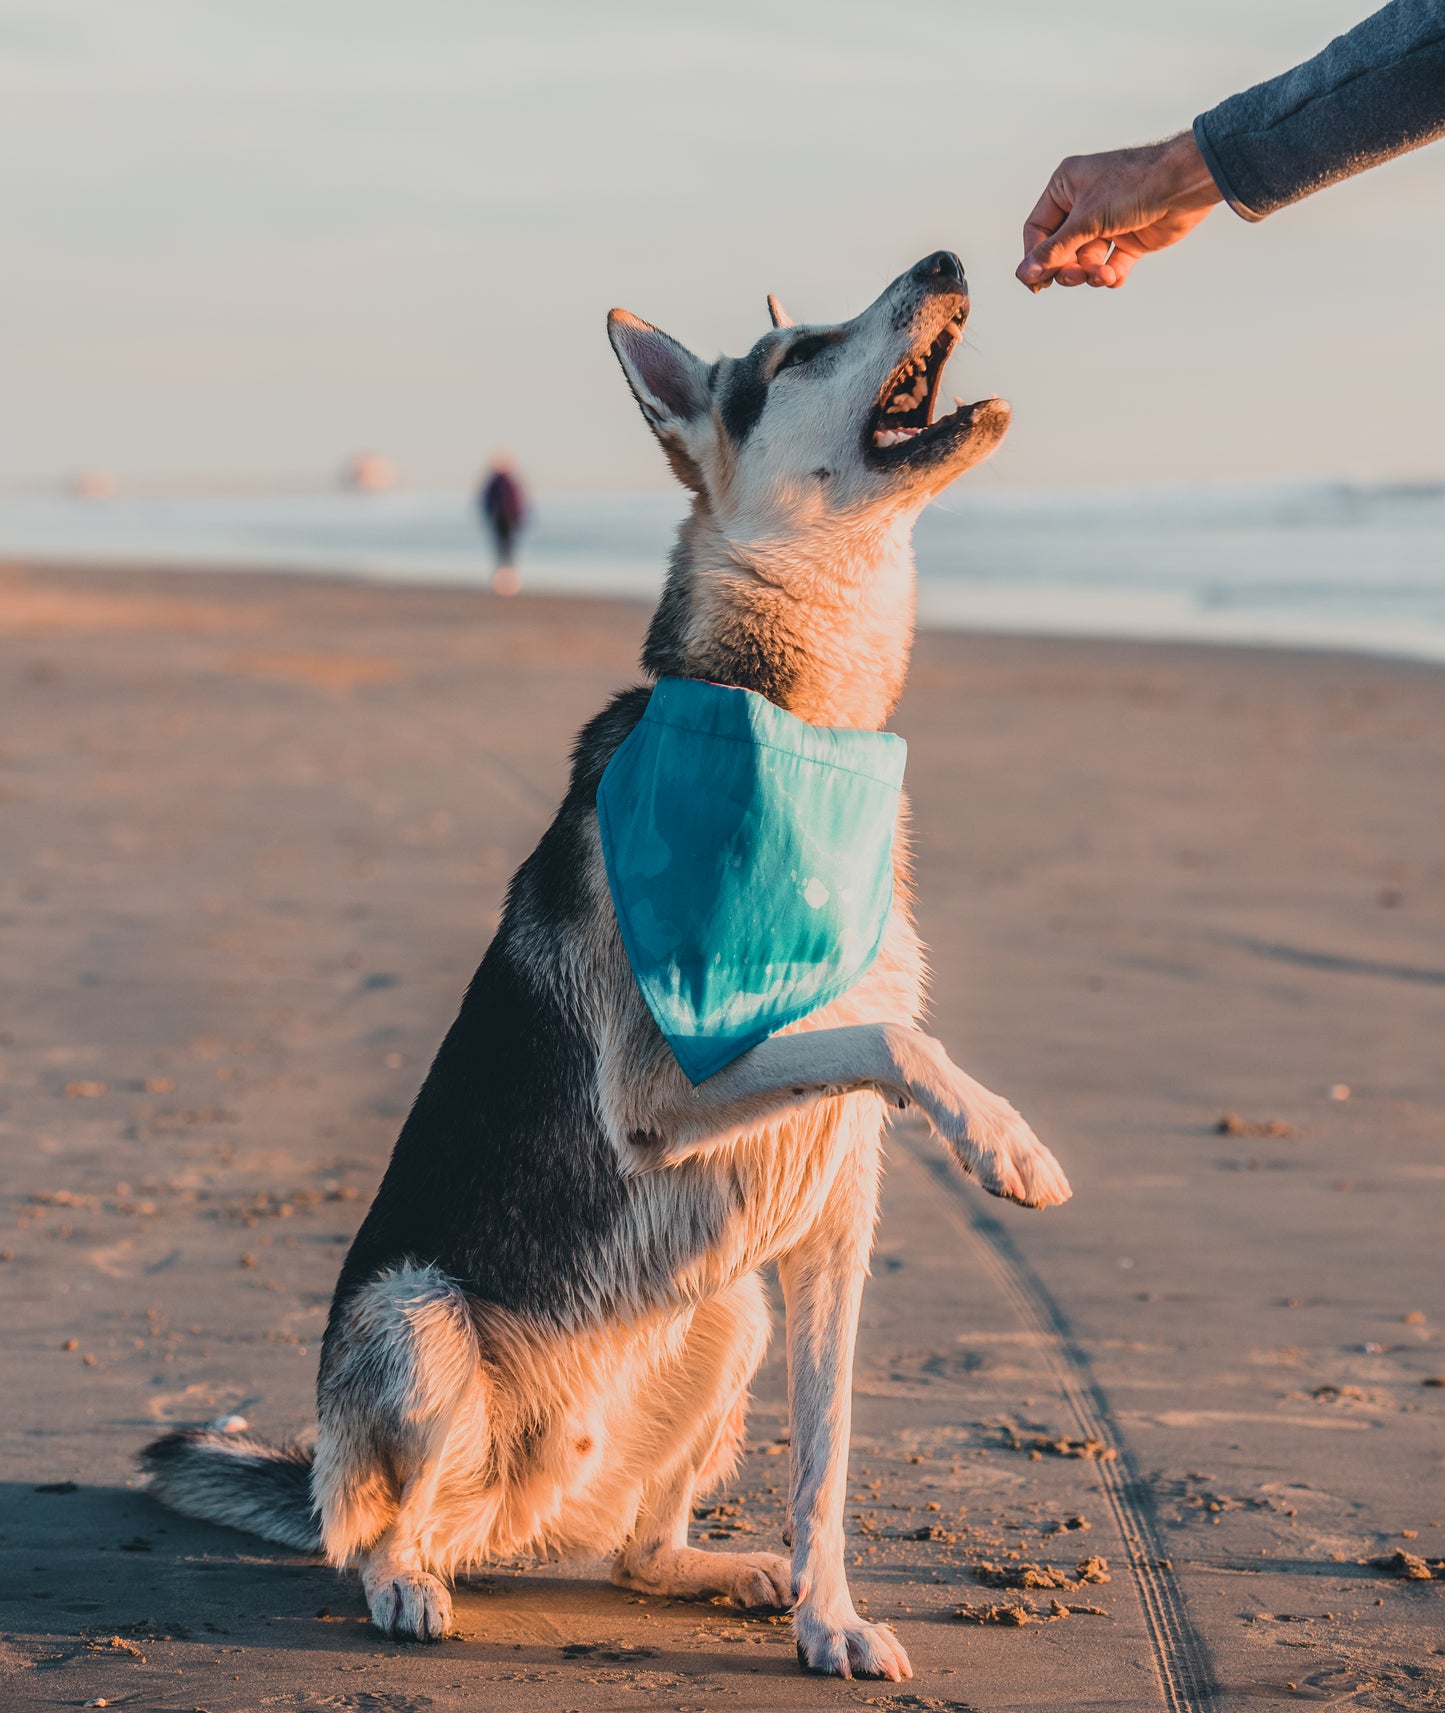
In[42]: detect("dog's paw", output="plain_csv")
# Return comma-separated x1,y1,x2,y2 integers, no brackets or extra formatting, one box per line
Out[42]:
889,1031,1070,1210
963,1102,1072,1209
919,1073,1070,1207
722,1551,792,1611
612,1546,791,1610
794,1604,911,1680
368,1570,452,1641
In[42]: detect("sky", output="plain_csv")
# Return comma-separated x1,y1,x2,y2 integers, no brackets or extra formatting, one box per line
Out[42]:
2,0,1442,493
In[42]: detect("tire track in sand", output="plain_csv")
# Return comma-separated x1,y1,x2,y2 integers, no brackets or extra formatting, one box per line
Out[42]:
911,1142,1219,1713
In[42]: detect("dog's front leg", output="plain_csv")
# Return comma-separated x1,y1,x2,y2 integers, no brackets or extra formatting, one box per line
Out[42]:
778,1178,910,1681
614,1023,1070,1209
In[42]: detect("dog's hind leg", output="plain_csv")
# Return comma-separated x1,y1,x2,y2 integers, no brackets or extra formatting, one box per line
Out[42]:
610,1274,791,1610
315,1265,482,1641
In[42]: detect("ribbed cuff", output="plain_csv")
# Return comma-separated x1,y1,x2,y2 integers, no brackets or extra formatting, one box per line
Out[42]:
1192,112,1265,222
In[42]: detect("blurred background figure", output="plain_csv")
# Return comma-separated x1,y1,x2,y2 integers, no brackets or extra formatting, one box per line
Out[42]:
478,454,528,596
67,468,119,499
342,451,397,493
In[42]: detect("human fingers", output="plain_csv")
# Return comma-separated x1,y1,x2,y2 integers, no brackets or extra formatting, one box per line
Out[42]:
1017,187,1075,289
1069,238,1117,288
1016,209,1101,289
1018,153,1139,288
1020,181,1073,257
1053,238,1114,288
1099,236,1147,288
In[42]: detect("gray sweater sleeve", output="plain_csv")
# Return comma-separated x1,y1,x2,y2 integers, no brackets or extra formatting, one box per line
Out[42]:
1193,0,1445,220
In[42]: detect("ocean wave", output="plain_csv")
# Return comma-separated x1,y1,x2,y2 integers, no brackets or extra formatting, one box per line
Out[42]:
1,481,1442,666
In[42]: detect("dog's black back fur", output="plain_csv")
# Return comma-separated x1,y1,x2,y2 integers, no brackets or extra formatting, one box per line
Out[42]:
325,685,726,1354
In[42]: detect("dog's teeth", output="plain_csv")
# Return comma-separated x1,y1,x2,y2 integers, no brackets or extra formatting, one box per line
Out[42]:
873,429,905,448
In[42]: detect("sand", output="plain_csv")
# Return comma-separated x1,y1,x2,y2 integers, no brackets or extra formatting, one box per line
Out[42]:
1,559,1443,1712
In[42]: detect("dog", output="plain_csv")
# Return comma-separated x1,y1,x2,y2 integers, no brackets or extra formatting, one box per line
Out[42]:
140,250,1071,1682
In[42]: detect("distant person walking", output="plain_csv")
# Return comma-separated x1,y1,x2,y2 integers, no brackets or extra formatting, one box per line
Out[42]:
1016,0,1445,292
478,455,528,596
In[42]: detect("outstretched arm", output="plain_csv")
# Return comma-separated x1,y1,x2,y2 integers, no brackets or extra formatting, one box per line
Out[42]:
1018,1,1445,292
1196,0,1445,224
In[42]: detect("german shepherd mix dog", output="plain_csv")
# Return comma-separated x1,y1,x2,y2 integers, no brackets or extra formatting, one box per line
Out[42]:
141,251,1070,1681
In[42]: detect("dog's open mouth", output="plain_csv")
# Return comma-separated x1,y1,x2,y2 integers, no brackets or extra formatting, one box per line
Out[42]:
865,305,992,466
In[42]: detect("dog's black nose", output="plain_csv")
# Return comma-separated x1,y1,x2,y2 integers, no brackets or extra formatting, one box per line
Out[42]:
913,250,966,288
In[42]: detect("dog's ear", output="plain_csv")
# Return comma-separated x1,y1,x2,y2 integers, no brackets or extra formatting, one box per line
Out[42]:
766,294,794,329
607,310,711,432
607,311,714,492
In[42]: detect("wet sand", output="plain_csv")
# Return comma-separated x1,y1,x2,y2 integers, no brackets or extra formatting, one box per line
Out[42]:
2,559,1443,1712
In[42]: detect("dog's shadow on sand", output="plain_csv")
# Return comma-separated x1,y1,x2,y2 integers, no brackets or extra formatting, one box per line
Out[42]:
4,1480,340,1643
2,1481,808,1682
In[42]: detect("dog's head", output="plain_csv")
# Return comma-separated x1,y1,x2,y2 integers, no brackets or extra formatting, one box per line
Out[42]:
608,251,1009,529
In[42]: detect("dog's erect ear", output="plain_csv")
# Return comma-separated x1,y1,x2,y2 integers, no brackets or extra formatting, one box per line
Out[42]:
607,310,714,492
766,294,794,329
607,310,711,433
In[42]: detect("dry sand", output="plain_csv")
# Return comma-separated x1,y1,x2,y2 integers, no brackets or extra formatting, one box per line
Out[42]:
1,560,1443,1712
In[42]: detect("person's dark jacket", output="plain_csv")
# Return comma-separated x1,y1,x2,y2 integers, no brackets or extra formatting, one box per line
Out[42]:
481,470,526,535
1194,0,1445,220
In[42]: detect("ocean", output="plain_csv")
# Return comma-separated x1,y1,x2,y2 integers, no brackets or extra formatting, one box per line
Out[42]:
2,480,1443,667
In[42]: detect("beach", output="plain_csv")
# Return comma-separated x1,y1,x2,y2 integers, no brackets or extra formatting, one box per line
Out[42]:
2,560,1443,1711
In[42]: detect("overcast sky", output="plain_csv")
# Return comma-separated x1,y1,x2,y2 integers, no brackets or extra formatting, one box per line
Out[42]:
2,1,1441,492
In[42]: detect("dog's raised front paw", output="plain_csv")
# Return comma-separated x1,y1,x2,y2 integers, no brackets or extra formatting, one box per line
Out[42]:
926,1079,1071,1209
368,1570,452,1641
794,1605,912,1680
967,1107,1072,1209
889,1030,1070,1209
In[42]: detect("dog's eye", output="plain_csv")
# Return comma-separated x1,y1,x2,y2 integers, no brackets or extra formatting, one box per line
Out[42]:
777,335,832,373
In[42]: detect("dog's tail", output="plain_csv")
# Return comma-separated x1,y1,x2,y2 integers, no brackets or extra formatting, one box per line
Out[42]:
139,1427,322,1552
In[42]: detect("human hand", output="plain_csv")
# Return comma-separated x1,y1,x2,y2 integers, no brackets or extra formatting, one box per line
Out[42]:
1016,130,1223,291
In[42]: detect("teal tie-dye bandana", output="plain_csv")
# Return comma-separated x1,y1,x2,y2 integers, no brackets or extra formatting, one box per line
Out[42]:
596,677,906,1084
